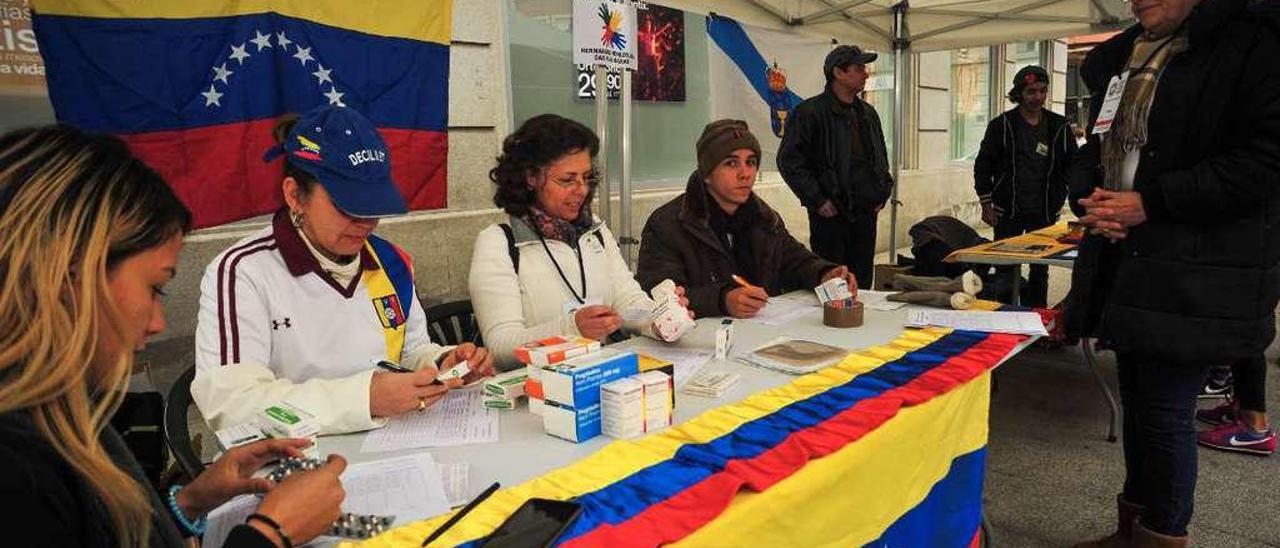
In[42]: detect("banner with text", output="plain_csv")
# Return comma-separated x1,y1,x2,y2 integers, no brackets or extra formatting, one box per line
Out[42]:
573,0,636,71
0,1,44,94
575,2,684,102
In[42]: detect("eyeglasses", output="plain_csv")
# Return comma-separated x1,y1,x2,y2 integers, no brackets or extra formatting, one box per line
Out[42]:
544,169,599,190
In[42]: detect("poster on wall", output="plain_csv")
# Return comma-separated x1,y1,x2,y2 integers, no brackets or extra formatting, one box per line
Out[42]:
575,1,685,102
0,0,45,94
573,0,637,71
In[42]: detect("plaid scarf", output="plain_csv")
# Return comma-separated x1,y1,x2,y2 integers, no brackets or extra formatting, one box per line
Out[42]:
1101,27,1189,190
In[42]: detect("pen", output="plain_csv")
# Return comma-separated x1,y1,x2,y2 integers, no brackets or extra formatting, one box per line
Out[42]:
422,481,501,546
376,360,413,374
730,274,759,290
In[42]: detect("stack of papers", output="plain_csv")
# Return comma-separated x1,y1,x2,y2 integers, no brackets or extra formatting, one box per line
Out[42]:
361,387,499,452
738,337,849,375
680,370,741,398
905,310,1048,336
858,289,909,311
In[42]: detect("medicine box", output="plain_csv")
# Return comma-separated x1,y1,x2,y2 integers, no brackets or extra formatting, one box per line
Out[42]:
541,348,638,408
484,368,528,400
514,336,602,367
601,377,645,439
259,401,320,440
543,400,602,443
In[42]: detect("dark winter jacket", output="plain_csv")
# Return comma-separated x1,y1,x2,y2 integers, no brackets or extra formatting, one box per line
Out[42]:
635,171,836,317
1064,0,1280,364
974,108,1077,224
777,89,894,220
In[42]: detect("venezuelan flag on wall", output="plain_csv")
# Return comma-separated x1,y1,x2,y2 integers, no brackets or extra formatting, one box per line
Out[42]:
31,1,451,228
364,328,1025,547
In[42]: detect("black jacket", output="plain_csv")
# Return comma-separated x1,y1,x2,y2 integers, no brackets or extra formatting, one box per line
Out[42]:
0,411,273,547
973,108,1077,224
635,171,836,317
777,89,894,220
1065,0,1280,364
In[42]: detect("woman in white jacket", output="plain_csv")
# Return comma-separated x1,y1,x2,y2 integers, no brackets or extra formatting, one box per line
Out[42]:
192,106,494,435
470,114,687,368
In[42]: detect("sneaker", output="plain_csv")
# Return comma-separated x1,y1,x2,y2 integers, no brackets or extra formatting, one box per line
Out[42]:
1197,422,1276,456
1198,368,1234,399
1196,399,1237,426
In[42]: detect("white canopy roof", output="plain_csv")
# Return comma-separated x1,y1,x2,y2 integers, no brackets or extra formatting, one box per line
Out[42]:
743,0,1133,52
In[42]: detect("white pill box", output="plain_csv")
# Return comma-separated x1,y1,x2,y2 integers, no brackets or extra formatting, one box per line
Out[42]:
601,377,645,439
483,368,529,400
543,400,601,443
215,422,267,451
259,401,320,440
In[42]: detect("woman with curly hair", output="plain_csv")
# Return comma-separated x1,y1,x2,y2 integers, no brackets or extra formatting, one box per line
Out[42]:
469,114,686,368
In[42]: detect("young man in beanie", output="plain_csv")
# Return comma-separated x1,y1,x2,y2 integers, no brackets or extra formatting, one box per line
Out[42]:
777,44,894,290
973,64,1077,307
636,120,855,318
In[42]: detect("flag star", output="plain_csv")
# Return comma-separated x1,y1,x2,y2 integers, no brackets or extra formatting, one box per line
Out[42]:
323,87,345,106
212,63,233,85
312,64,332,85
293,45,314,66
250,30,273,51
202,85,223,107
276,31,292,49
229,43,250,65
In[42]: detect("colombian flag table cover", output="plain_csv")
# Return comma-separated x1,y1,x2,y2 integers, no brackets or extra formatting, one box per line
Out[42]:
31,1,450,228
359,328,1025,547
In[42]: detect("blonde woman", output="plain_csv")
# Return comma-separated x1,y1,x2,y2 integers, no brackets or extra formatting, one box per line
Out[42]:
0,126,345,547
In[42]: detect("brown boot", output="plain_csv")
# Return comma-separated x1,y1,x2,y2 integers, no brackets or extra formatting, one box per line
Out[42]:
1071,495,1144,548
1132,522,1189,548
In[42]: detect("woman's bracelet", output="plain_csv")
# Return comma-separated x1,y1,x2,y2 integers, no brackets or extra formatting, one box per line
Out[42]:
165,484,208,536
247,513,294,548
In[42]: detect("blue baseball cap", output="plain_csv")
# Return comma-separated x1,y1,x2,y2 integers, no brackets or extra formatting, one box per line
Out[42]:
264,106,408,218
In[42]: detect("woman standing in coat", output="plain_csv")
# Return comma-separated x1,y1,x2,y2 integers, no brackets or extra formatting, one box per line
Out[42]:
1068,0,1280,545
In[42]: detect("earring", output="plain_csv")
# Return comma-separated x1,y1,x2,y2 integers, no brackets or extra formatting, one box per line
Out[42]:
290,210,304,228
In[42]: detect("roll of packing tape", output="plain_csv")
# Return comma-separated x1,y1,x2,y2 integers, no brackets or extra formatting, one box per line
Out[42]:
823,300,864,328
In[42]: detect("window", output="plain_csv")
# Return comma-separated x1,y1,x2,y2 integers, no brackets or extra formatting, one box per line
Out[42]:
507,0,709,188
862,57,894,160
950,47,990,161
1010,41,1043,76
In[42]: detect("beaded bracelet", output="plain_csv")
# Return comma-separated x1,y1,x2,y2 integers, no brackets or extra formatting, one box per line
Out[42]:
165,484,208,537
247,513,294,548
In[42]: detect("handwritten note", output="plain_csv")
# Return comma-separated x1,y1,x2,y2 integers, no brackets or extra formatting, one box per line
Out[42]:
750,298,820,326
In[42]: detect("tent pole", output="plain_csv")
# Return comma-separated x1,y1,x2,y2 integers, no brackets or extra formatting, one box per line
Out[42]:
620,69,635,268
595,66,611,229
889,1,908,267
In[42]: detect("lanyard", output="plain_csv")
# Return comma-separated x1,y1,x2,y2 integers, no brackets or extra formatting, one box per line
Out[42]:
535,230,588,304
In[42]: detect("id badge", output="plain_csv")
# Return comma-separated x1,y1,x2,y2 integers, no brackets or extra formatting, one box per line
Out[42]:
1035,142,1049,156
1092,71,1128,135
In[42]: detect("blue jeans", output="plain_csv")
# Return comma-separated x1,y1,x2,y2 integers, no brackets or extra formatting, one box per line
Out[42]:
1116,353,1210,536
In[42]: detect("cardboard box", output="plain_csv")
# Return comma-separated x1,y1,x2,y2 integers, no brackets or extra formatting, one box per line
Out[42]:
873,263,913,291
514,336,602,367
484,369,529,400
543,400,601,443
541,348,639,408
601,377,645,439
258,401,319,440
639,371,673,431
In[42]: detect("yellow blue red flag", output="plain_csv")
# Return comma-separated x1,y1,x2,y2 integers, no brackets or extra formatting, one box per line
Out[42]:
31,1,452,227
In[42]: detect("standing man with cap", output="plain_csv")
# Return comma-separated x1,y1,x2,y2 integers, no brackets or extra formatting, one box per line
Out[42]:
193,105,495,435
973,65,1077,307
777,44,893,290
637,119,853,319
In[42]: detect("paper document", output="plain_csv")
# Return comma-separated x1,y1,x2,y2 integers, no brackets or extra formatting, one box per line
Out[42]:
858,290,908,311
626,343,714,388
751,298,819,326
437,462,477,507
905,310,1048,336
362,387,499,452
204,454,451,548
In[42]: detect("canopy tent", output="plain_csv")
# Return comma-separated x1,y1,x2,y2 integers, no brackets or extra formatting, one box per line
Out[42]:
733,0,1133,258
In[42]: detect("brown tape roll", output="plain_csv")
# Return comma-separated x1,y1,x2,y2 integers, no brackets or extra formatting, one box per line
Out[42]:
823,300,864,328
